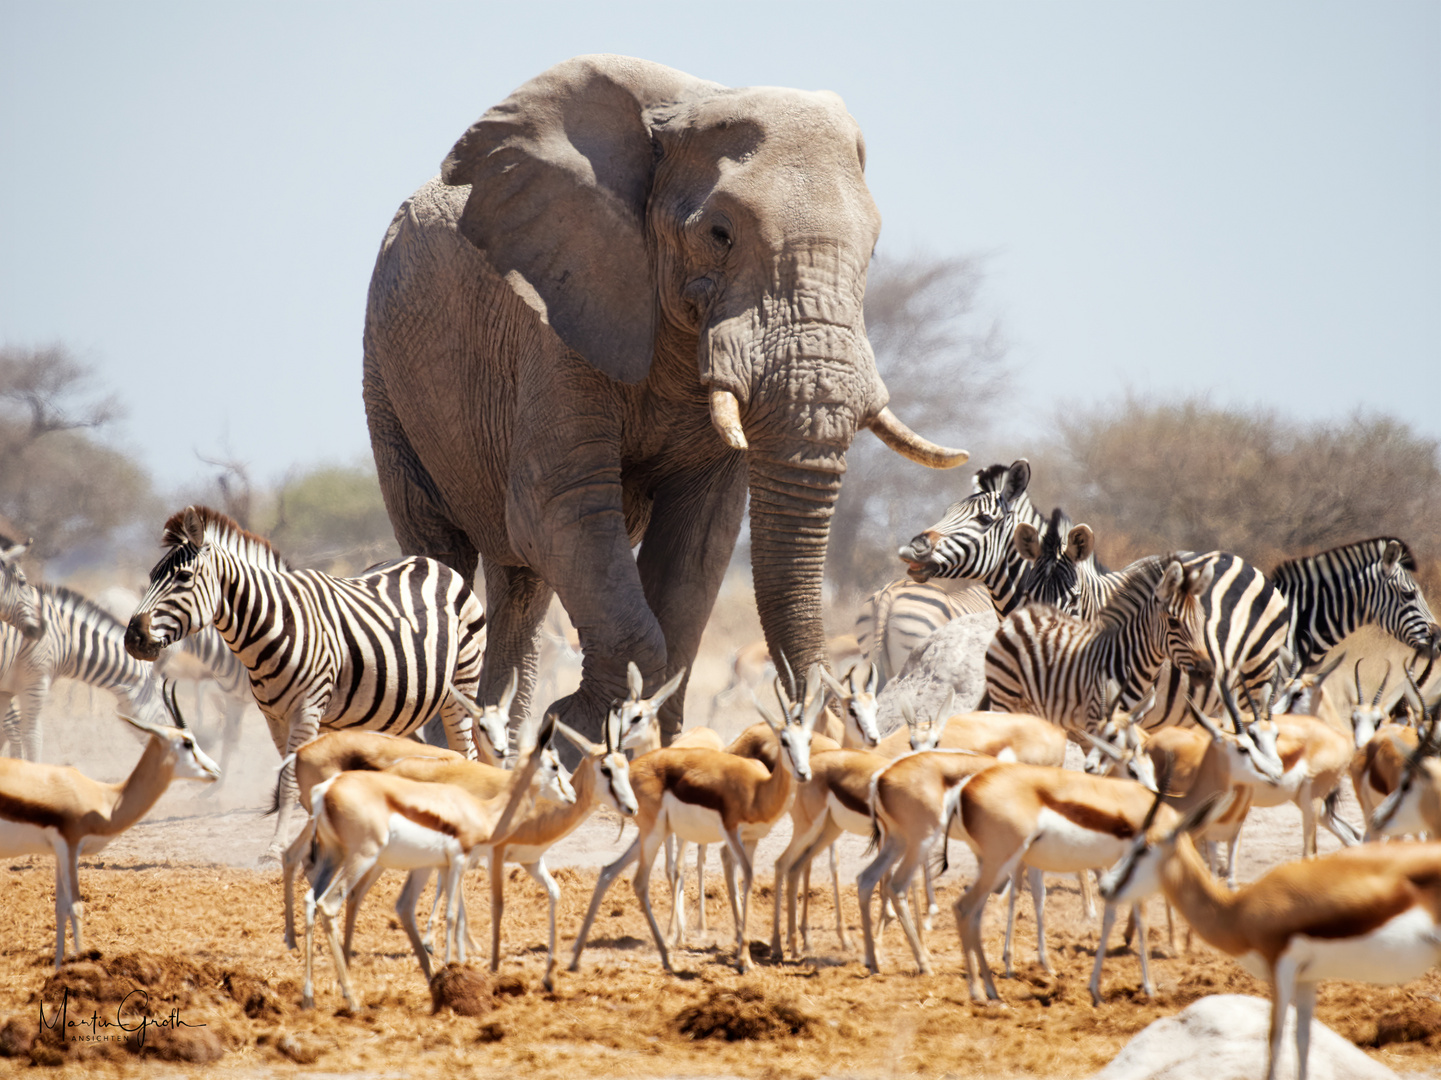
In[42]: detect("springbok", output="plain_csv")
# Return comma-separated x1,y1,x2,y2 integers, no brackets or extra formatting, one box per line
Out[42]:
0,685,219,967
1101,796,1441,1080
569,666,825,974
301,709,572,1010
277,674,514,949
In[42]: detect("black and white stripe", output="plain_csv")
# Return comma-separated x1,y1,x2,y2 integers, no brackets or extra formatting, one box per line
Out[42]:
1014,507,1117,618
124,506,488,856
853,579,992,686
898,460,1052,618
0,583,166,761
1272,537,1440,670
985,555,1213,738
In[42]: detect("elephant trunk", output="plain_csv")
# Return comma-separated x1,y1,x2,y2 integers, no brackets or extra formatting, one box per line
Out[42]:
747,453,843,696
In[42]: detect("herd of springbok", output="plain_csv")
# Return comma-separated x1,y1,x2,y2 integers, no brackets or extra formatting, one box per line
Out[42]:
3,513,1441,1080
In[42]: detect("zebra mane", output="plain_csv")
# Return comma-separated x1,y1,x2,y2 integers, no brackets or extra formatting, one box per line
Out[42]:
1094,555,1175,629
1271,536,1417,579
37,583,128,636
160,506,292,572
972,463,1010,494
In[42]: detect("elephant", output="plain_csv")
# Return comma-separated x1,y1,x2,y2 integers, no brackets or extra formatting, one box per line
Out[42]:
362,54,967,749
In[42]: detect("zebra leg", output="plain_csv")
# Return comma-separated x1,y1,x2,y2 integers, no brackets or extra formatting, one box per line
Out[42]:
13,676,50,763
267,706,325,863
0,693,16,759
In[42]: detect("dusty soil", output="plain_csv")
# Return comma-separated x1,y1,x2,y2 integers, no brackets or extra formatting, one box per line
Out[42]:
6,608,1441,1077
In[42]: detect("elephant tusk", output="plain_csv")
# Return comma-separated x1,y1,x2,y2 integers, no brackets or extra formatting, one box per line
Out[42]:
709,389,749,451
867,407,968,469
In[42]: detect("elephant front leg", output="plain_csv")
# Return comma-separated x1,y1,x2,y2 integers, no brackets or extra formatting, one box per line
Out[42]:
635,456,749,742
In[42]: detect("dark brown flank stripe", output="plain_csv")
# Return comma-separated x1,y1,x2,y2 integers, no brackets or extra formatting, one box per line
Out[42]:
667,765,729,815
387,794,460,838
830,779,871,818
0,790,68,831
1294,885,1412,940
1279,744,1306,772
1037,790,1137,839
340,752,381,772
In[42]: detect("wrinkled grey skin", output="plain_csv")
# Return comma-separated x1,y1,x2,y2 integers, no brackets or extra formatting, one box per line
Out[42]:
363,55,964,746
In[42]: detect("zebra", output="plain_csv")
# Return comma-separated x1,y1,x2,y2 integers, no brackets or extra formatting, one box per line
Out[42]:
1013,507,1115,618
123,505,498,861
0,581,168,762
1271,538,1440,671
853,578,994,687
898,459,1054,618
984,554,1218,740
0,537,45,643
1010,511,1292,731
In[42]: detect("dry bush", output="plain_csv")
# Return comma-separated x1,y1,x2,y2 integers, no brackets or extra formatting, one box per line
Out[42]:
826,252,1009,610
1030,395,1441,598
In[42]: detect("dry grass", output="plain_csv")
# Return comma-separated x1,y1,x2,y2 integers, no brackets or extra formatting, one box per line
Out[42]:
1,857,1439,1078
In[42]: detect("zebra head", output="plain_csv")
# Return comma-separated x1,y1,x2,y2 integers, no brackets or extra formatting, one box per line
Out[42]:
125,507,224,661
1014,507,1087,615
898,459,1032,585
0,537,45,641
1366,540,1440,658
1154,556,1217,687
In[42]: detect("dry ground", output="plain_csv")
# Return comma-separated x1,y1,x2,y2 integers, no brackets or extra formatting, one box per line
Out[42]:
5,598,1441,1077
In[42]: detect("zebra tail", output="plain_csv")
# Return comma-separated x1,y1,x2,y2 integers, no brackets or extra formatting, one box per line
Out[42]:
267,752,299,817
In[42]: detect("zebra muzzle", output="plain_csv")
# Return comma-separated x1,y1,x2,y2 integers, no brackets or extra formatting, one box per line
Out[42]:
123,616,163,662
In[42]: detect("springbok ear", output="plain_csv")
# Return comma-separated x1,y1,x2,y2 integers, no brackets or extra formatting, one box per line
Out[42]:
1084,730,1124,763
900,697,918,729
801,665,828,730
1013,522,1042,562
933,688,955,728
864,660,879,695
116,712,161,740
1315,649,1347,685
1066,525,1095,563
818,668,848,701
498,668,520,715
647,668,687,712
627,661,644,699
447,679,485,719
1175,791,1229,838
182,507,207,549
752,691,785,732
1185,696,1225,741
1382,540,1405,576
555,721,602,758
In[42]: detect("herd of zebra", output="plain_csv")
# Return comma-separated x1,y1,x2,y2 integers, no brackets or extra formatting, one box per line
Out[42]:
2,461,1441,1080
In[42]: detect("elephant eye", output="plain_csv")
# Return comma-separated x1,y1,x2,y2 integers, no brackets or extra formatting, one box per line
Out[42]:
710,224,733,248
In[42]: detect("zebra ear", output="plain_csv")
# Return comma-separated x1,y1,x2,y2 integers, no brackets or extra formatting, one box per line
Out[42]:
181,506,207,548
1184,561,1215,599
1066,525,1095,563
1382,540,1405,576
1000,459,1031,508
1156,561,1187,603
1013,522,1042,561
0,537,32,562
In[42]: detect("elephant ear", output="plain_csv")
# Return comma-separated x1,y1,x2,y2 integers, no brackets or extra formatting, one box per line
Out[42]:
441,55,719,385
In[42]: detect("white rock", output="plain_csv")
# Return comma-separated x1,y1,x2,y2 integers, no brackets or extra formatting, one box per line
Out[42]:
874,610,997,736
1094,993,1398,1080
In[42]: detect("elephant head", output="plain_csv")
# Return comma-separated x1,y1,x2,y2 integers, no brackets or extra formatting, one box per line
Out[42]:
436,55,965,701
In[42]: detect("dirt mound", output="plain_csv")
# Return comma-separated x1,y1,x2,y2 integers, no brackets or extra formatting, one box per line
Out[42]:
430,963,494,1016
4,950,281,1067
674,985,816,1042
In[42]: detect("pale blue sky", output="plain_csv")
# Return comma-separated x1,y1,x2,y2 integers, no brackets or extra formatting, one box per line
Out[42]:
2,1,1437,488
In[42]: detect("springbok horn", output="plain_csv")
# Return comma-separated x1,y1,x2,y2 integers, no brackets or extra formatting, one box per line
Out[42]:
1374,660,1392,706
1354,658,1366,706
709,390,748,451
867,407,968,469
